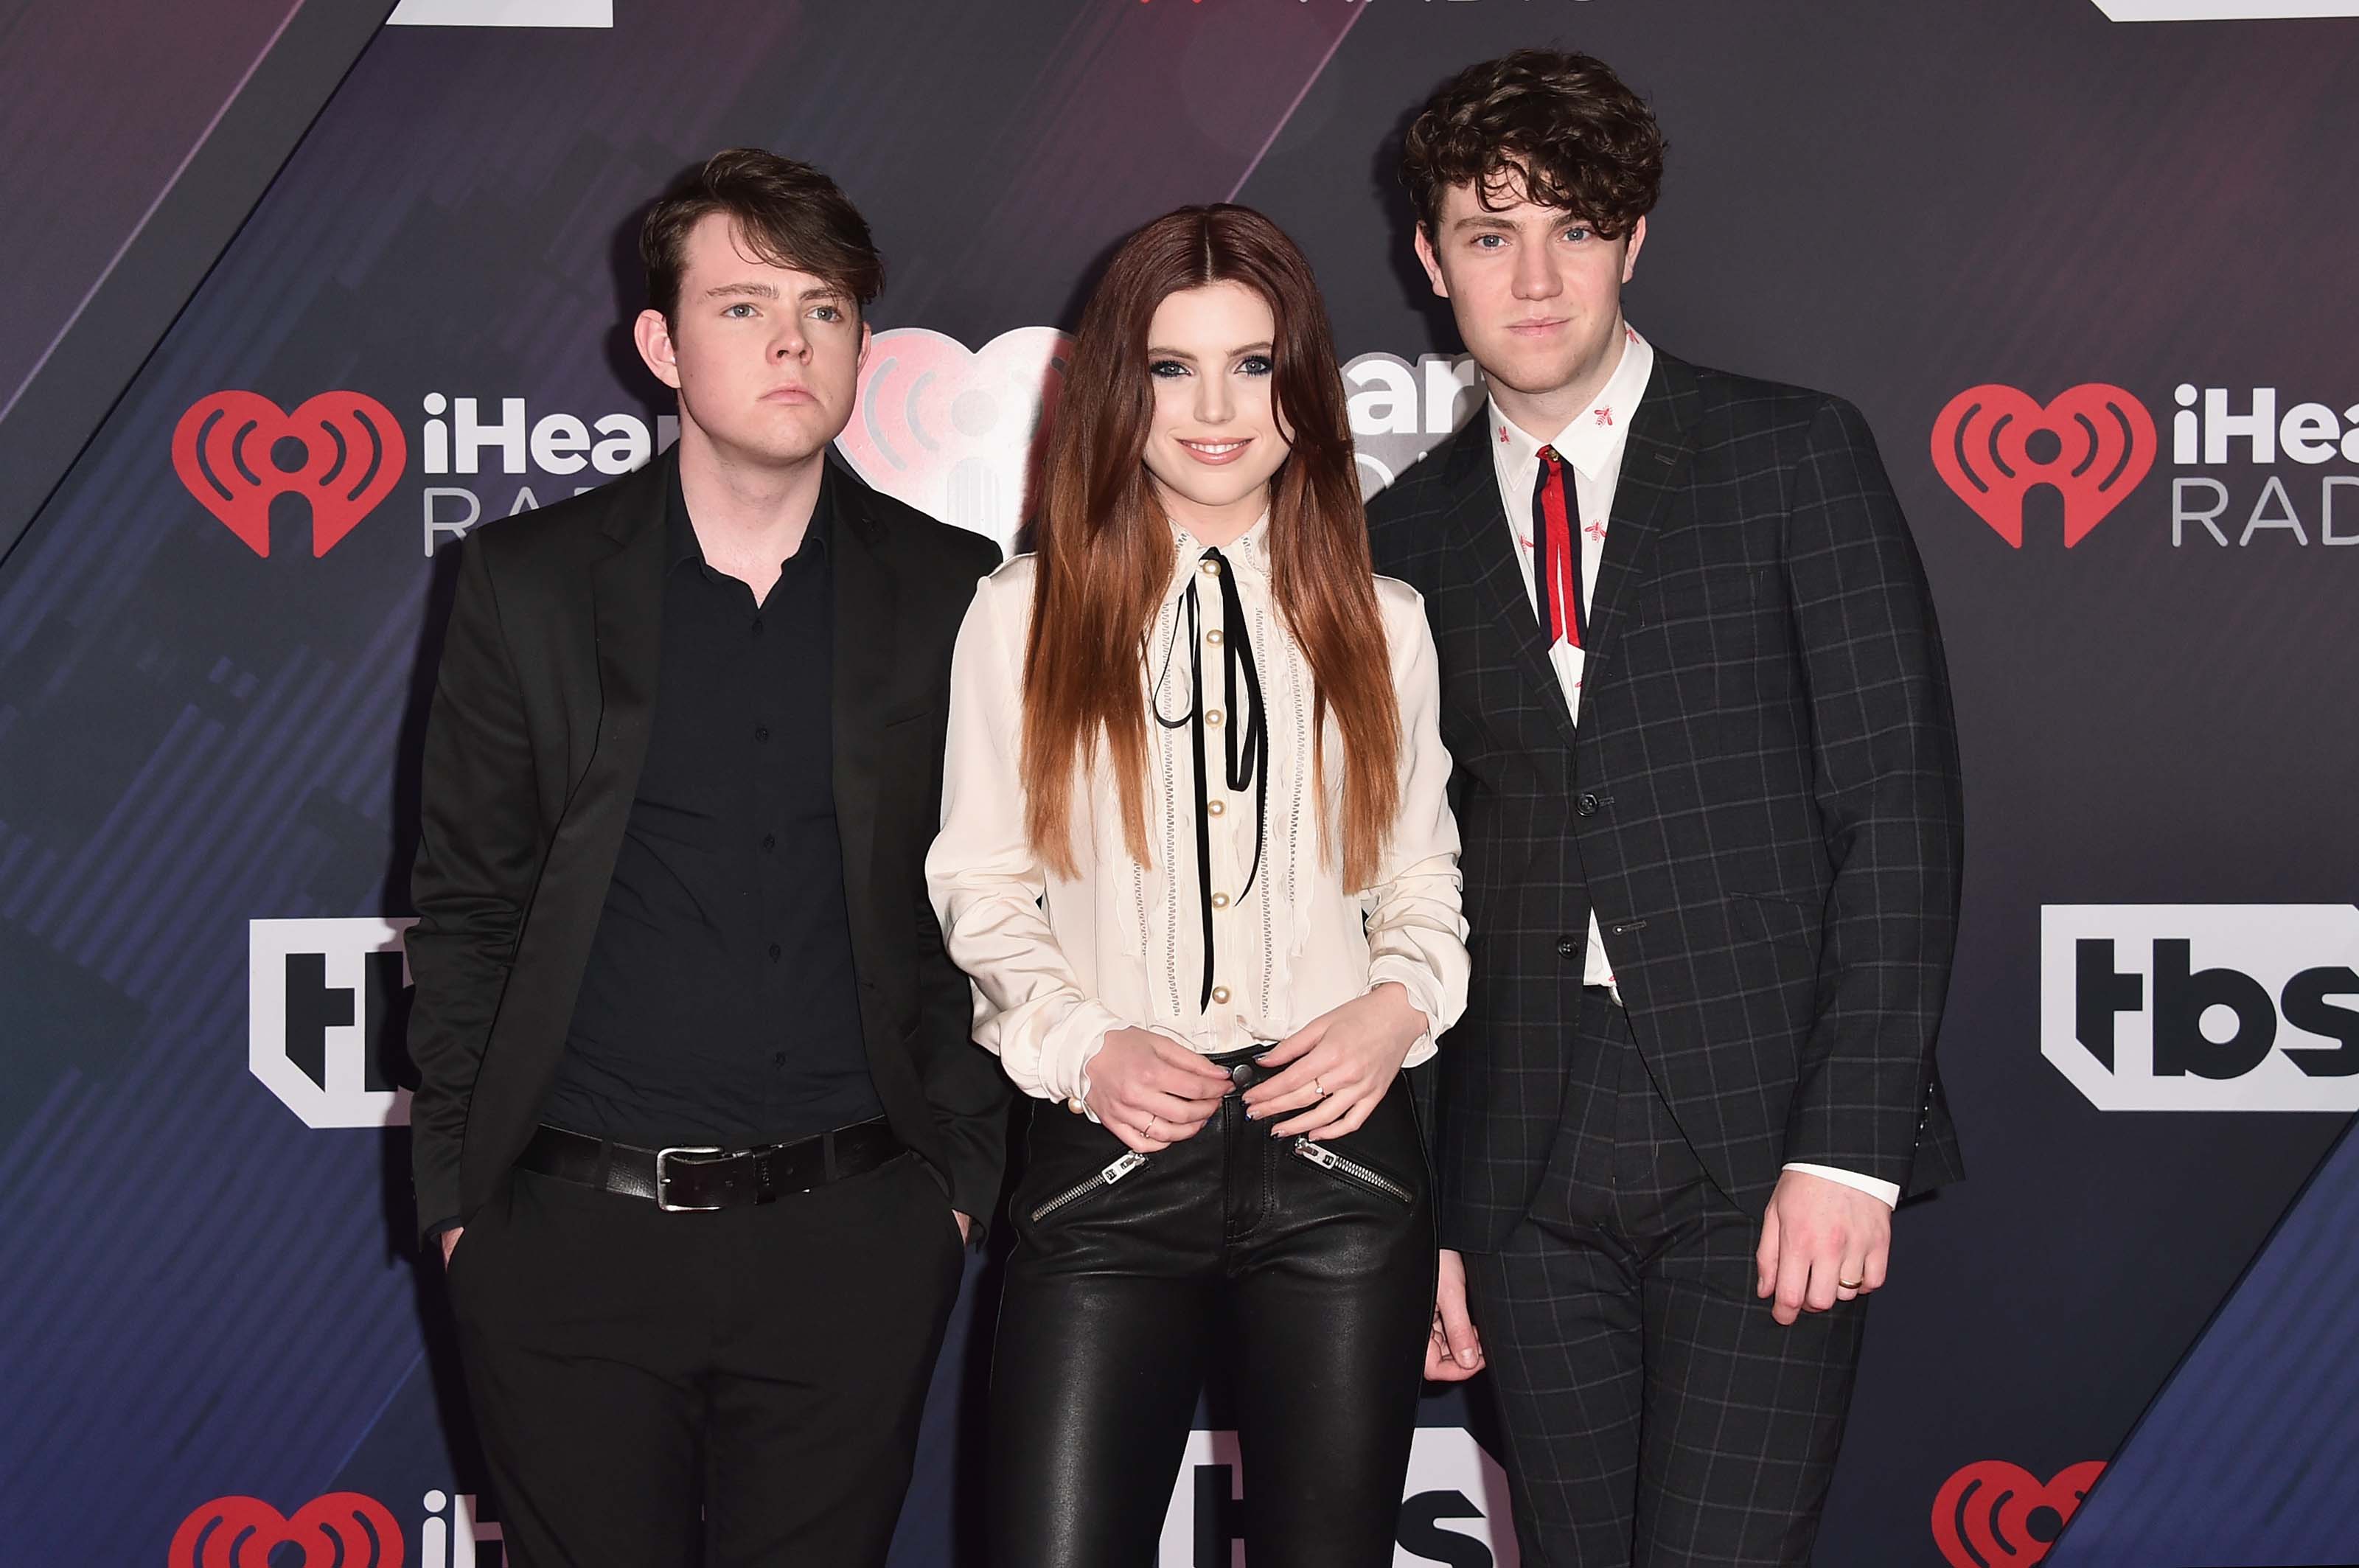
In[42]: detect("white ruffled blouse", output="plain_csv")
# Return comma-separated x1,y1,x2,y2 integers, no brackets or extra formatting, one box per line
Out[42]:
924,515,1469,1109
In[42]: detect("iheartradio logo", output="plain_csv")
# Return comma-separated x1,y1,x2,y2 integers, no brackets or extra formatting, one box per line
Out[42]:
173,391,408,558
837,327,1070,556
1930,384,2156,548
170,1493,405,1567
1931,1460,2103,1567
171,1488,500,1567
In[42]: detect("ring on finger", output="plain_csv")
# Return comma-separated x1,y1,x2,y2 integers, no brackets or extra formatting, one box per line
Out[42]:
1312,1075,1325,1097
1146,1114,1161,1140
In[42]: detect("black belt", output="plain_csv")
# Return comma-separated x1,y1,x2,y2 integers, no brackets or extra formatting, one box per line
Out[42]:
516,1117,905,1212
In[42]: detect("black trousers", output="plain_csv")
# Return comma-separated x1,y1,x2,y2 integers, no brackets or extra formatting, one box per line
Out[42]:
447,1148,965,1568
1463,988,1867,1568
990,1061,1435,1567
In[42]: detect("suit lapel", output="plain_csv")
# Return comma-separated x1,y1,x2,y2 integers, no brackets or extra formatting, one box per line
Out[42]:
1579,354,1699,683
582,453,671,811
1438,416,1581,750
829,458,896,969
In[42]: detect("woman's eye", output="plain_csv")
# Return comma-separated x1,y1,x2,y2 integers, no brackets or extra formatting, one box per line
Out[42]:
1238,355,1273,377
1149,360,1189,378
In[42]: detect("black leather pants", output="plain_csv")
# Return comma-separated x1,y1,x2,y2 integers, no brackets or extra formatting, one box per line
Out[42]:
989,1050,1435,1567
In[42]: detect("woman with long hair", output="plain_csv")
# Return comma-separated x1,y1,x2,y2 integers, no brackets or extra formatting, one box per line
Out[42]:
925,204,1470,1564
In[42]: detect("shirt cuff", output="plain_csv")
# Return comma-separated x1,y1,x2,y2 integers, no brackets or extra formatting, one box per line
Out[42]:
1070,1029,1109,1121
1014,997,1127,1111
1783,1163,1900,1208
1367,959,1445,1067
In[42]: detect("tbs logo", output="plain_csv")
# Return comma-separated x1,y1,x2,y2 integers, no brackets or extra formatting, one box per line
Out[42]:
1160,1427,1515,1565
249,917,417,1129
2041,905,2359,1112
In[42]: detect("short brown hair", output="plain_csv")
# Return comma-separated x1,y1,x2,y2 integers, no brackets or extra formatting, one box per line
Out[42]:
639,147,885,320
1400,49,1665,241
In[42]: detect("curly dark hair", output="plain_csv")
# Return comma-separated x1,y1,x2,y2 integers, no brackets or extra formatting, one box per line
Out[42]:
1400,49,1665,240
641,147,884,321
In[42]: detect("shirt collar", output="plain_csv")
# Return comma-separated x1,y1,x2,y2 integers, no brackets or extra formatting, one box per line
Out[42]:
1163,508,1272,602
1487,322,1656,486
665,456,835,575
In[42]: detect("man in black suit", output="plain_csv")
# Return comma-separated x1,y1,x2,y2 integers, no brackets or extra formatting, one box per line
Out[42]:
405,148,1006,1567
1368,52,1965,1567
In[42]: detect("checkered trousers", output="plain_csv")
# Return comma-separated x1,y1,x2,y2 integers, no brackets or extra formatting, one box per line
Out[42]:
1463,986,1865,1568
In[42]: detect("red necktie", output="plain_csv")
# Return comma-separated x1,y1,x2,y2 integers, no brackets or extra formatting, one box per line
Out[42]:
1533,445,1584,649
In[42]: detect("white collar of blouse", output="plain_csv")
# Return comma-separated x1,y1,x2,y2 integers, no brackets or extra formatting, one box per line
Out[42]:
1160,508,1273,605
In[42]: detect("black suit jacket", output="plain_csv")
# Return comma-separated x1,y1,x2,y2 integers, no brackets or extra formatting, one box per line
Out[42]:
1368,350,1966,1252
405,447,1008,1247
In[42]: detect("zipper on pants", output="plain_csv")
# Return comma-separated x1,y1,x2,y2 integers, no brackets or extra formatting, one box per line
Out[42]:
1289,1137,1415,1205
1028,1149,1149,1222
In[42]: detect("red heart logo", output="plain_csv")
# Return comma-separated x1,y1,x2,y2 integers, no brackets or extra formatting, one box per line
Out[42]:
1931,1460,2104,1567
173,391,407,558
837,327,1069,554
1929,383,2155,548
169,1492,404,1567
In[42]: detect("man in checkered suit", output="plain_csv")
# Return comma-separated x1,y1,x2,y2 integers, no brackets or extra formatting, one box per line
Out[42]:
1367,50,1965,1567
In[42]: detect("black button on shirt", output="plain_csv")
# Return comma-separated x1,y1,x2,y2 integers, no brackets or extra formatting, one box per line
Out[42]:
540,464,882,1148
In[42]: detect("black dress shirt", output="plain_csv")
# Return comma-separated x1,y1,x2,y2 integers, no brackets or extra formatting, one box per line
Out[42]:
540,463,883,1148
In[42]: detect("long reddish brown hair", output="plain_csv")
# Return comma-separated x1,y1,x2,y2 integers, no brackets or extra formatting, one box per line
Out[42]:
1022,204,1401,891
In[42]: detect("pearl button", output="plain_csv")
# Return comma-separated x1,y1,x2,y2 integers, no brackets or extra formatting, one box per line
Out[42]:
1211,892,1230,908
1205,708,1224,726
1066,1097,1087,1115
1199,560,1221,576
1207,629,1224,646
1210,985,1231,1004
1207,799,1225,816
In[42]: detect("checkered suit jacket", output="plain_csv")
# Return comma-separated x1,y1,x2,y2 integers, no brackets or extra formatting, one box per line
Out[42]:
1368,349,1966,1252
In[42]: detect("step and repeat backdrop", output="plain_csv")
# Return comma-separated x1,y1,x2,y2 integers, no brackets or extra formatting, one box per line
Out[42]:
4,1,2358,1564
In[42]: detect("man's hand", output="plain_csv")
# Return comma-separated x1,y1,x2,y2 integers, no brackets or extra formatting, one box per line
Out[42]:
439,1227,463,1269
1086,1027,1233,1154
1755,1168,1891,1325
1424,1248,1485,1381
1241,983,1425,1138
955,1210,973,1245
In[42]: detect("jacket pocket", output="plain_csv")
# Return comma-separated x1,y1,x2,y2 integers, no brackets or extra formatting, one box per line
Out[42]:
1728,890,1818,948
1289,1137,1415,1205
1027,1149,1149,1222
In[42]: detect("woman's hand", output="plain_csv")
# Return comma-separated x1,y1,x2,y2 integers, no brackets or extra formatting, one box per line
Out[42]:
1241,981,1424,1138
1085,1028,1233,1154
1424,1249,1485,1381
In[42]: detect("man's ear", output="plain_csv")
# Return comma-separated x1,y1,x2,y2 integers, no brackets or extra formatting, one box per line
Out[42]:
857,318,872,371
1620,215,1648,285
633,308,683,391
1412,224,1450,300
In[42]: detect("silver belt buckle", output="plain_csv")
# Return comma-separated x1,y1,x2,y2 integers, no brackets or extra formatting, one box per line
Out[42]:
654,1145,726,1212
